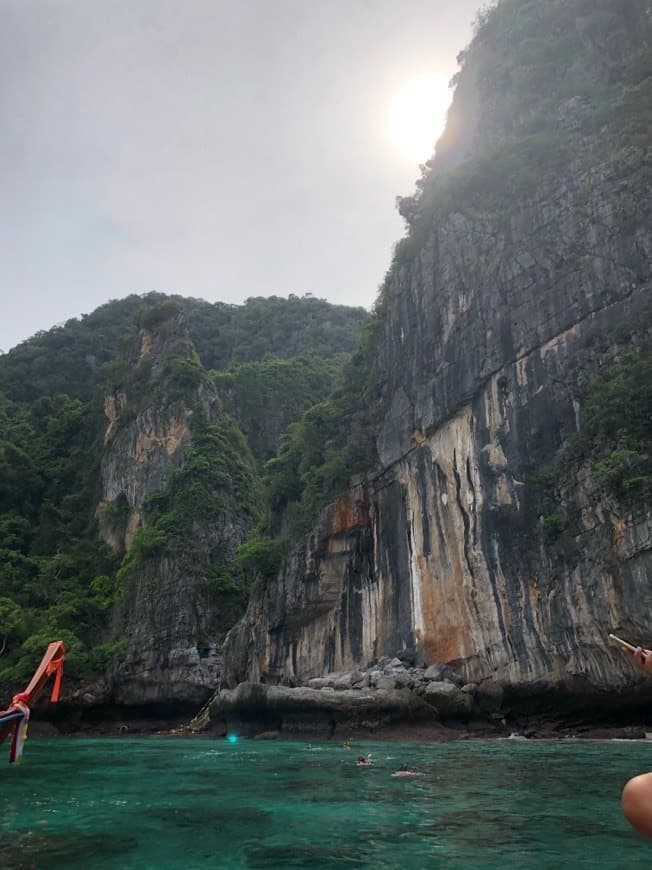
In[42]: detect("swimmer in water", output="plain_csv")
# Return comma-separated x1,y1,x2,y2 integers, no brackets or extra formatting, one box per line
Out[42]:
343,740,351,750
392,764,422,777
357,755,372,766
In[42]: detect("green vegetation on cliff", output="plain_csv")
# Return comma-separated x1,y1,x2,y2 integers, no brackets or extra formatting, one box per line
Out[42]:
0,293,366,685
580,346,652,499
0,293,366,403
537,316,652,545
213,354,348,462
552,341,652,504
117,415,264,639
264,303,385,536
0,394,118,683
186,294,366,371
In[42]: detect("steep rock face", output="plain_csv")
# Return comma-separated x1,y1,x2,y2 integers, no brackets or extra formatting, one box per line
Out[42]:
378,156,649,467
217,382,287,460
99,395,193,551
99,312,256,706
98,319,217,551
226,358,652,704
224,486,374,687
223,1,652,708
113,549,234,708
226,404,652,693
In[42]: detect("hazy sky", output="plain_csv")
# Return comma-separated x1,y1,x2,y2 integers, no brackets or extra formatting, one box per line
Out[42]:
1,0,483,352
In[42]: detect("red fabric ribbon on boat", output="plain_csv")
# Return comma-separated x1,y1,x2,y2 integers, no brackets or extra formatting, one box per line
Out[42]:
0,641,65,763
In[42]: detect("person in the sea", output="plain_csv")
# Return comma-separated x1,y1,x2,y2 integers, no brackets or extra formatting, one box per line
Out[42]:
357,755,372,766
392,764,421,777
343,740,351,750
621,645,652,837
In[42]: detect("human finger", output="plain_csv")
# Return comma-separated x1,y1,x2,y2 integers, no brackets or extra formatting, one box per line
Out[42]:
633,647,648,669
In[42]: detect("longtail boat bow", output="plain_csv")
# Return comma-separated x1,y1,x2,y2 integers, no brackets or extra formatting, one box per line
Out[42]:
0,641,65,763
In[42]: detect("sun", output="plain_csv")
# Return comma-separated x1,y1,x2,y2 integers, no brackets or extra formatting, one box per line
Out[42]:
387,73,452,163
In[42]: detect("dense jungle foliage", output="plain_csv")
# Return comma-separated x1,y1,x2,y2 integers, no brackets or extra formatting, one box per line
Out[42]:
0,294,366,684
212,353,348,462
0,293,366,402
0,393,118,681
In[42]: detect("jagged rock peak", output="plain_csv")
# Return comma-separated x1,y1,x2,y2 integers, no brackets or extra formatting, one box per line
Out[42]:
127,304,194,376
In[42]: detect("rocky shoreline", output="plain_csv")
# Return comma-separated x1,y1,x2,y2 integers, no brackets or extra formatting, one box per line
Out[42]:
210,657,474,737
206,656,652,742
14,655,652,742
27,712,652,744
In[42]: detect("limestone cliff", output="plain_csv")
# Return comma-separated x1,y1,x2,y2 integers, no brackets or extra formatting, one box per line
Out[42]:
99,330,198,552
223,0,652,711
99,306,260,706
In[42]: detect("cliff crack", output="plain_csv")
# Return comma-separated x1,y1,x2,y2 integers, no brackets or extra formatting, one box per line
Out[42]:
453,448,476,583
374,277,647,483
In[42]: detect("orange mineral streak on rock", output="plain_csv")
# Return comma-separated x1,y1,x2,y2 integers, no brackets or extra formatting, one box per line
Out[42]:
528,575,543,610
424,628,469,667
419,587,476,666
135,417,189,464
581,508,596,531
416,550,474,667
103,390,127,445
328,494,369,537
611,515,626,548
411,480,477,667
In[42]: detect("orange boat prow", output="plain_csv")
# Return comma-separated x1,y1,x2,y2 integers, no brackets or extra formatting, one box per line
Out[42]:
0,641,66,762
23,640,66,704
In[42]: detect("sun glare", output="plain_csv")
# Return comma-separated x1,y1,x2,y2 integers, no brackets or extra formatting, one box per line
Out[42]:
388,74,452,163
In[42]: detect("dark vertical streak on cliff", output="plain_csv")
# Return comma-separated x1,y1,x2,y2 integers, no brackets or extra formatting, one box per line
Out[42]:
465,455,478,549
416,448,432,557
432,462,451,556
376,481,415,655
340,534,366,664
453,448,475,583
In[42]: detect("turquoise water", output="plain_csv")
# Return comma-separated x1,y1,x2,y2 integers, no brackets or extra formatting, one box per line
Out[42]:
1,738,652,868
